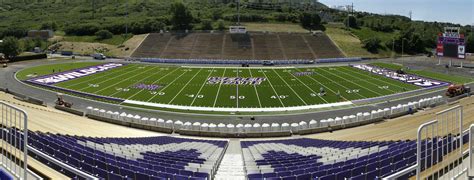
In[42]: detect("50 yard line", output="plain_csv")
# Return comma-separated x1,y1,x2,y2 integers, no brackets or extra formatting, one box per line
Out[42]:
213,68,227,107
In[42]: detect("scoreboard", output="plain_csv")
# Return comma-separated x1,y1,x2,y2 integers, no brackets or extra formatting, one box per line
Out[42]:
436,27,466,59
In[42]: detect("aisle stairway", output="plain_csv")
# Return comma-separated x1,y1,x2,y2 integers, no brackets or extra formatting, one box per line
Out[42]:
215,139,246,180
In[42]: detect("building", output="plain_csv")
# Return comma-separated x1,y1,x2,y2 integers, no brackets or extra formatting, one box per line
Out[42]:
27,30,54,40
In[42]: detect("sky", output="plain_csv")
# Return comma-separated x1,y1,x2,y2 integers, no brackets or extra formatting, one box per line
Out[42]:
319,0,474,26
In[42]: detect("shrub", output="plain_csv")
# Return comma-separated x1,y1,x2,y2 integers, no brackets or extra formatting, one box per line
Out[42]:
95,30,113,40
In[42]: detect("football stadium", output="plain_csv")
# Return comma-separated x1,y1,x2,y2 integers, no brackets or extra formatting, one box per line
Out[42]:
0,0,473,180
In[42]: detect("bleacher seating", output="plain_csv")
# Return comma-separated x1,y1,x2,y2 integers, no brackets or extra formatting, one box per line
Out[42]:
241,135,468,180
131,32,345,61
23,131,228,179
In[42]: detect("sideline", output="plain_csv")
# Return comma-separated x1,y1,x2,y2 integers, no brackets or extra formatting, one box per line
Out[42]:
123,99,353,112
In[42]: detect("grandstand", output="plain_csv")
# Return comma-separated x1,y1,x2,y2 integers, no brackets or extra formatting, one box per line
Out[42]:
0,88,474,179
131,32,345,60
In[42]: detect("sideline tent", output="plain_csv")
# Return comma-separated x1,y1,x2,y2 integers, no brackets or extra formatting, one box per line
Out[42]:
201,123,209,131
262,123,270,132
192,122,201,131
309,120,318,128
271,123,281,132
253,123,261,132
209,123,217,132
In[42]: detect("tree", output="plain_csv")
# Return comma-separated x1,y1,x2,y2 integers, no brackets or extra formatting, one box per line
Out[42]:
170,2,194,30
344,15,358,28
362,37,381,53
40,21,58,31
300,12,323,30
391,28,426,54
95,30,113,40
466,33,474,53
0,36,21,60
217,19,226,31
200,19,213,30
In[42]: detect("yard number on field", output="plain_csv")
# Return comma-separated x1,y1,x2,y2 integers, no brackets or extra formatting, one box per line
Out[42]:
346,89,360,94
150,91,165,95
116,88,130,92
271,95,288,99
186,94,204,98
230,96,245,99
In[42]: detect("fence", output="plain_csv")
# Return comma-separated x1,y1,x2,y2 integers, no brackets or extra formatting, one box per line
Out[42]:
0,101,28,179
131,58,315,65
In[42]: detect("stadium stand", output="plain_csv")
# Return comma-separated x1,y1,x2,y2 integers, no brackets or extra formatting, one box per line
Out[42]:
241,134,467,180
131,32,345,60
21,130,228,179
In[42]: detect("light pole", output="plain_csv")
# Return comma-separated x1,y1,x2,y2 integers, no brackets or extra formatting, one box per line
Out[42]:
401,38,406,65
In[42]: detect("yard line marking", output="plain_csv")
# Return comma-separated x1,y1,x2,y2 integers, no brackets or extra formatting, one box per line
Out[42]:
342,66,408,91
213,68,227,107
319,67,383,96
294,68,351,100
248,69,262,108
260,68,285,107
126,67,181,100
288,71,328,103
78,65,148,91
272,69,307,105
62,64,137,88
337,67,397,94
190,68,215,106
168,68,203,104
146,69,189,102
93,66,161,94
236,68,239,108
108,67,169,97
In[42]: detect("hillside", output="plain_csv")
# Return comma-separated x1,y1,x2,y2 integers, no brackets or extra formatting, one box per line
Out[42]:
0,0,327,36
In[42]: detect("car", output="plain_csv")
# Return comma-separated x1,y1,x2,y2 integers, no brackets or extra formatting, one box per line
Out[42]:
92,53,106,60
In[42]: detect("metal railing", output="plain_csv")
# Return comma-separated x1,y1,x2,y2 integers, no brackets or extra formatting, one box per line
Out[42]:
0,101,28,179
415,105,464,180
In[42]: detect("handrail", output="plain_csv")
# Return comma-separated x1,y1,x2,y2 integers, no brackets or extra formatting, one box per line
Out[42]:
436,105,461,115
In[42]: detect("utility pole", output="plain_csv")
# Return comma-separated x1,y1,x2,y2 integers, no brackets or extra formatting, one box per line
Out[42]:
125,1,128,35
237,0,241,25
409,10,412,20
92,0,95,19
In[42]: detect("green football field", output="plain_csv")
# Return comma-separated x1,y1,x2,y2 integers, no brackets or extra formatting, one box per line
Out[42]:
23,63,423,111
